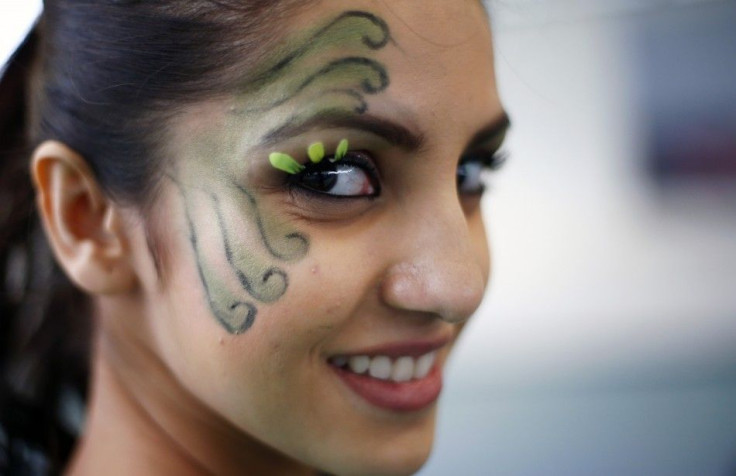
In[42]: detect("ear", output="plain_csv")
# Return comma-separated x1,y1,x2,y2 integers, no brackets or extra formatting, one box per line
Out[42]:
31,140,136,295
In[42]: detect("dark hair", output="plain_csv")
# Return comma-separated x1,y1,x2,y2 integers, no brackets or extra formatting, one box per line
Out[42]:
0,1,305,472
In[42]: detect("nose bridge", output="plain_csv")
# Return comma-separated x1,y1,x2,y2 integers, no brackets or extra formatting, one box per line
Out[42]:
382,187,487,323
414,189,471,261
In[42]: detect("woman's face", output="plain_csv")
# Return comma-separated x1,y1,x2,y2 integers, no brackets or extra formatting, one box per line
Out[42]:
120,1,505,474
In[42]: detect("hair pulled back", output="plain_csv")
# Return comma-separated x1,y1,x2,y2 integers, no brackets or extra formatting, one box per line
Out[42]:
0,1,304,472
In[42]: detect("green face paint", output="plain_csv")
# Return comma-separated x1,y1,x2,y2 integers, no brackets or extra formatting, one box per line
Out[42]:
235,11,391,104
228,11,392,145
170,10,396,335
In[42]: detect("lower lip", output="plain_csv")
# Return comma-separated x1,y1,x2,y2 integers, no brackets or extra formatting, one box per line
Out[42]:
331,364,443,412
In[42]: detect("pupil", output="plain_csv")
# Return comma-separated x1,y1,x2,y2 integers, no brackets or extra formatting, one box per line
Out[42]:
302,163,338,192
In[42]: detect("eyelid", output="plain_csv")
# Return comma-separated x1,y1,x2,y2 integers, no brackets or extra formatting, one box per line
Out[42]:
286,150,382,199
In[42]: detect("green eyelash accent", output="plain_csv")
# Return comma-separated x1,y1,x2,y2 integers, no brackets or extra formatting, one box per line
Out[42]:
333,139,349,162
270,139,350,173
308,142,325,163
269,152,305,174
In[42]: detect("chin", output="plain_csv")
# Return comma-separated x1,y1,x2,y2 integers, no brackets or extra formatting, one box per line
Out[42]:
367,446,433,476
322,450,433,476
312,416,437,476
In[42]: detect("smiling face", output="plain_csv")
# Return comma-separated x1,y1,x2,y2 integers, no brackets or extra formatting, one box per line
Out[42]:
113,1,506,474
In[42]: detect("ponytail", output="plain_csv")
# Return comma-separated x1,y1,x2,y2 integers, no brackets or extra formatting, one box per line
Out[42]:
0,20,91,474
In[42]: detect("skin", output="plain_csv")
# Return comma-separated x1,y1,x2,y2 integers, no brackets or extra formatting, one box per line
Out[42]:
34,1,506,475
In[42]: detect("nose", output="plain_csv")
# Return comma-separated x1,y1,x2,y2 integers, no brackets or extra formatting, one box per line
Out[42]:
380,193,488,323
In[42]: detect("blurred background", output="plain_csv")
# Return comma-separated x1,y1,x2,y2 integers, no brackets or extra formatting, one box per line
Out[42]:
2,1,735,475
426,1,736,475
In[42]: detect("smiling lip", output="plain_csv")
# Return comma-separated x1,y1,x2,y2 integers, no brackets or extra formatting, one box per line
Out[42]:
328,337,450,412
332,364,443,412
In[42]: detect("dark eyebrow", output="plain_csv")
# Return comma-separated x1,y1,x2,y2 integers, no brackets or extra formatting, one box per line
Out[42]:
260,110,426,151
468,112,511,150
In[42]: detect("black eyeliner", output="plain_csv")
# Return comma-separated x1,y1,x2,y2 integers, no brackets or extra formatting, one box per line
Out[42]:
286,151,382,199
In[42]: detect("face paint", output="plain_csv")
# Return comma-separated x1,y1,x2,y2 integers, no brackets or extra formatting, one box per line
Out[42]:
172,11,395,334
228,11,392,145
233,11,391,113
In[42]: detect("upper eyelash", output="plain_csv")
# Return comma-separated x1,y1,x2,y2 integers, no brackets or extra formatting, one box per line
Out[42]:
290,150,378,175
284,151,381,198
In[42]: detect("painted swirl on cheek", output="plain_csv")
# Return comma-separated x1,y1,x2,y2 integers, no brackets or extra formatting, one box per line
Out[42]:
176,185,258,334
172,180,308,334
232,183,308,262
211,193,289,303
187,218,258,334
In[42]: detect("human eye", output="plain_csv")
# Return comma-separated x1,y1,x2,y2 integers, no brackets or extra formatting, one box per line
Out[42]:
457,149,507,196
289,151,381,199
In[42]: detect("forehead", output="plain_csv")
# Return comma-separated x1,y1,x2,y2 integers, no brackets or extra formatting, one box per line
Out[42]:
279,0,499,140
167,1,500,158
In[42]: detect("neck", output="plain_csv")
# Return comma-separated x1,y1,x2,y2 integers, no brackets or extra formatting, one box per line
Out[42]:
66,309,315,476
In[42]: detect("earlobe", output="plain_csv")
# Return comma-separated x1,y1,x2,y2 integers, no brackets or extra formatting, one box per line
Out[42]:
31,140,136,295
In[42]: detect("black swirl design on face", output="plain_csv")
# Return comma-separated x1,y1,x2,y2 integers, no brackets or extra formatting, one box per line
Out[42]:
245,11,392,90
173,11,395,334
231,11,392,141
211,192,289,303
183,198,258,334
172,179,306,334
231,183,309,262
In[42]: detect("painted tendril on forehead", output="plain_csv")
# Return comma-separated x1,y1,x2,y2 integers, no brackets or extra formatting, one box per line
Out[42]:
176,11,395,335
229,10,392,143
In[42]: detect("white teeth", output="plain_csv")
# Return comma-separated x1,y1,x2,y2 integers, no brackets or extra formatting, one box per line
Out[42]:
348,355,370,374
369,356,392,379
391,356,415,382
336,352,438,382
414,352,436,379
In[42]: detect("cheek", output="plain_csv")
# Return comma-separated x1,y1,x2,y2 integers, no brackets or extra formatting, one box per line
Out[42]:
138,199,371,427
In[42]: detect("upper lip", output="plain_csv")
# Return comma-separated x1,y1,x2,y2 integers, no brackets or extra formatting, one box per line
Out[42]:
329,334,453,359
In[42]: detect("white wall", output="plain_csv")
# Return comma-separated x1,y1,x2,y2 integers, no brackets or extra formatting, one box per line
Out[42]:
453,0,736,392
425,2,736,474
0,1,40,67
